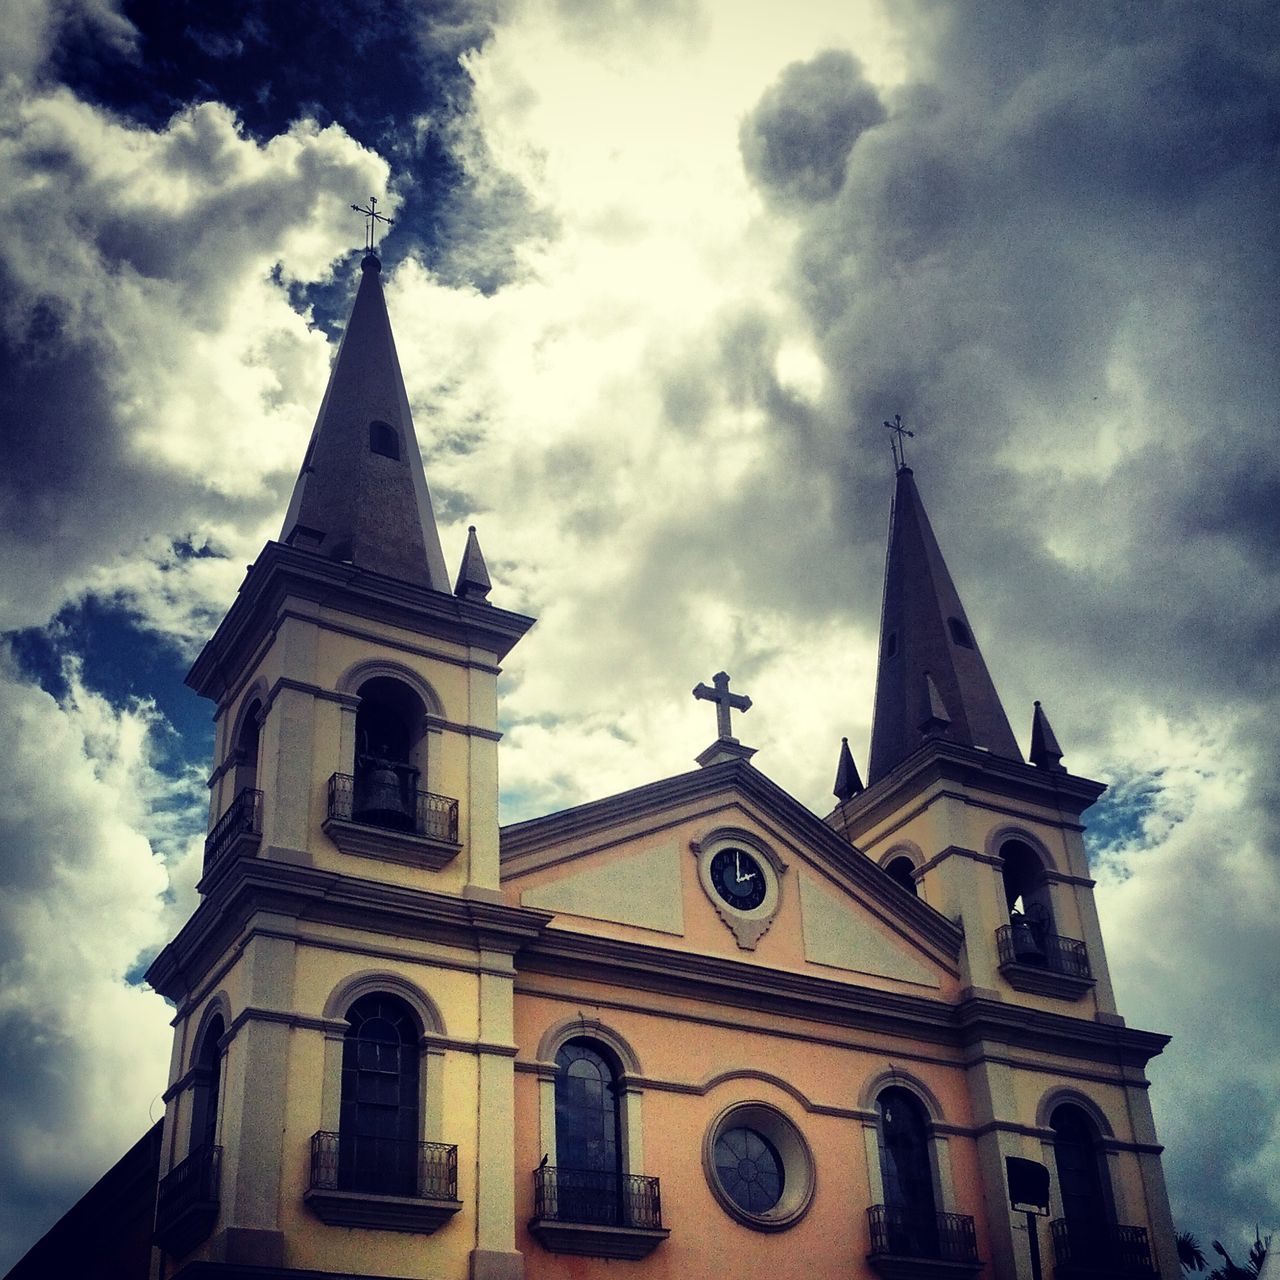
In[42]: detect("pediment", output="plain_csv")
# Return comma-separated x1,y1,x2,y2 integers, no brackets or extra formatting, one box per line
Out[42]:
500,761,960,988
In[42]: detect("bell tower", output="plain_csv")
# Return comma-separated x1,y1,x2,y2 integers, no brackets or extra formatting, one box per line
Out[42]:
146,251,548,1280
828,461,1179,1280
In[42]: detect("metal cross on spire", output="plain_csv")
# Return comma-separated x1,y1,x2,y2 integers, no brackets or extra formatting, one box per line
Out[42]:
692,671,752,741
883,413,915,470
351,195,394,255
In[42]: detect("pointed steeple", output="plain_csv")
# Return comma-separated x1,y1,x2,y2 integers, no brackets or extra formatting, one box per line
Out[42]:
454,525,492,602
833,736,863,803
1029,700,1066,771
866,466,1022,784
280,254,451,591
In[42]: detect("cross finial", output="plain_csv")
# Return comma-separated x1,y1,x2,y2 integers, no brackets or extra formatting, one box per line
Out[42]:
692,671,752,741
351,195,394,255
883,413,915,470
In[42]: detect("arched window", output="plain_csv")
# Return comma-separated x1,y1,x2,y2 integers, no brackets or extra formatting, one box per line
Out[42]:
353,677,427,831
885,856,918,897
947,617,974,649
340,993,421,1196
554,1039,623,1224
190,1015,224,1154
1051,1104,1111,1224
877,1087,938,1252
233,700,262,795
1001,839,1055,963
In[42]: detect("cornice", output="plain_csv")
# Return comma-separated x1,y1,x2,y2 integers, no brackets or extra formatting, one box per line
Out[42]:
831,740,1107,842
145,857,553,1002
515,929,1170,1069
186,541,536,702
500,759,965,961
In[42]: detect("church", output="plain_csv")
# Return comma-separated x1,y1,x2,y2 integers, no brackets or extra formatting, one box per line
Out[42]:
9,245,1180,1280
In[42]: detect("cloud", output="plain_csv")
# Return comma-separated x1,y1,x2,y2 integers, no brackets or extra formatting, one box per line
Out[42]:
740,50,886,204
0,87,389,633
0,647,201,1267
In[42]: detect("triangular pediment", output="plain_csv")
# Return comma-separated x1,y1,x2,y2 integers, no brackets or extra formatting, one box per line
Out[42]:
500,761,960,992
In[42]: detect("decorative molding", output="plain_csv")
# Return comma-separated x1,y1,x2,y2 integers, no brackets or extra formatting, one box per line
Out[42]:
998,958,1096,1001
528,1219,669,1260
303,1186,462,1234
146,858,553,1003
702,1100,815,1232
187,541,533,703
690,829,785,950
322,814,462,869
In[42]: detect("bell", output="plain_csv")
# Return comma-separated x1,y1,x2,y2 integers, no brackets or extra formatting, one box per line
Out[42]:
355,765,411,829
1010,912,1047,965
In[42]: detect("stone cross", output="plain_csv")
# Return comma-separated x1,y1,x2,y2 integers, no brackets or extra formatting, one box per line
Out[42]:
692,671,752,741
351,195,395,254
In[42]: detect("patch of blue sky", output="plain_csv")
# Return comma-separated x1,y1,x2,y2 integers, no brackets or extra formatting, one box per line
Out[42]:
6,595,214,771
1085,767,1176,877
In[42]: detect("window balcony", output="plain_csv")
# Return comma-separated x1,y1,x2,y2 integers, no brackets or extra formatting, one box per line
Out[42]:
996,922,1096,1000
154,1144,221,1256
529,1165,669,1260
322,772,461,869
303,1131,462,1234
866,1205,983,1280
202,788,262,875
1051,1219,1156,1278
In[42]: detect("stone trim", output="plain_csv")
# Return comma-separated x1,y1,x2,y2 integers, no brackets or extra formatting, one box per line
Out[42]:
146,858,552,1003
835,739,1106,836
513,949,1170,1070
302,1186,462,1234
188,541,533,703
321,815,462,869
528,1219,669,1260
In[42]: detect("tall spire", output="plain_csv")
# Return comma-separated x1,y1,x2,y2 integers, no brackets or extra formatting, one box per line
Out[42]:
866,466,1022,784
279,255,451,591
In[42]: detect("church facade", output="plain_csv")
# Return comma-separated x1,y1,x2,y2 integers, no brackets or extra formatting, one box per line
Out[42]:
16,248,1179,1280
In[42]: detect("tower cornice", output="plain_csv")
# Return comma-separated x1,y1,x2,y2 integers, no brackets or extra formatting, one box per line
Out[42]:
828,737,1107,844
187,540,535,703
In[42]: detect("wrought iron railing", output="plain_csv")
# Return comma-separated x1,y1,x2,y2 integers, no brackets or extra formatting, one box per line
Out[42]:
309,1131,458,1200
996,922,1092,978
327,772,458,843
1051,1219,1154,1273
533,1166,664,1230
154,1144,221,1244
867,1205,980,1264
203,788,262,871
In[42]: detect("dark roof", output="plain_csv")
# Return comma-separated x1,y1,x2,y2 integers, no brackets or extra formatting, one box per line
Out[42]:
279,255,451,591
867,466,1021,784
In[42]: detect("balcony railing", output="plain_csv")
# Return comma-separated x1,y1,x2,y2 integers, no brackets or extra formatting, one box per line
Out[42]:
996,921,1092,979
867,1205,981,1265
327,772,458,844
309,1131,458,1201
1051,1219,1155,1274
533,1166,664,1230
154,1144,221,1255
203,788,262,872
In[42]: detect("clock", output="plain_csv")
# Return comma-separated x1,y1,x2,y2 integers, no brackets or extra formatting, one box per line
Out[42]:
691,829,786,949
709,847,767,910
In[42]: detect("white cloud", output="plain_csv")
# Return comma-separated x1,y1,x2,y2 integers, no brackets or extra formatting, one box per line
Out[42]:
0,649,199,1259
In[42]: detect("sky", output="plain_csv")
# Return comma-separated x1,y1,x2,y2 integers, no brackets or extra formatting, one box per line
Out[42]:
0,0,1277,1268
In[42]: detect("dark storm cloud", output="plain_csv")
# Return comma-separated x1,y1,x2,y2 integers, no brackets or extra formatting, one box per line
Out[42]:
741,0,1280,1243
740,50,885,204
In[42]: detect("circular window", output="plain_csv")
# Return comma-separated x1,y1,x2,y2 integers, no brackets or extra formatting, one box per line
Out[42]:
703,1102,815,1232
714,1126,784,1213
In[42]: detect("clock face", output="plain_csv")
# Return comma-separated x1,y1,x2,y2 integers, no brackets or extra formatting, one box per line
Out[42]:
709,847,767,910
